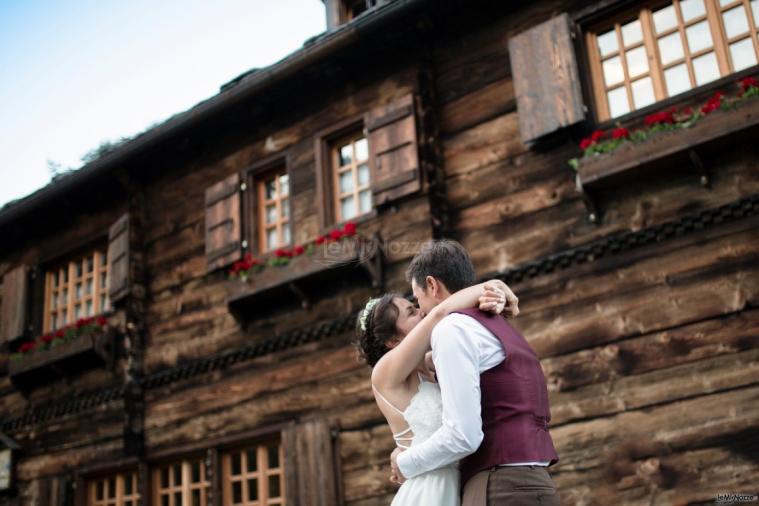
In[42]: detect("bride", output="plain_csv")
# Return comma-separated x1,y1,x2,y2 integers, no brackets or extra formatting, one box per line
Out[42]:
354,280,517,505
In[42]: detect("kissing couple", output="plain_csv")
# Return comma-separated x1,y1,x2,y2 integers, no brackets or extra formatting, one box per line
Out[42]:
355,239,559,505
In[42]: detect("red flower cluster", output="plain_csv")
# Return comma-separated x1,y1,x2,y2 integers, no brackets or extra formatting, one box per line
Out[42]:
229,222,359,278
611,127,629,139
700,91,725,115
740,76,758,92
644,108,676,126
579,130,605,150
16,316,108,355
231,253,263,274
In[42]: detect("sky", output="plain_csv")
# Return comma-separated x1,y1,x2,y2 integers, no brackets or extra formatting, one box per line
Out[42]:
0,0,326,208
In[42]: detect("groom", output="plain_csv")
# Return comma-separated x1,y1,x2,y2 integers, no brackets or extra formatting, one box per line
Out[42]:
390,239,559,505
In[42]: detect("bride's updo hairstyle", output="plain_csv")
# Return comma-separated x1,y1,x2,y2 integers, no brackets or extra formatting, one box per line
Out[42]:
355,293,401,367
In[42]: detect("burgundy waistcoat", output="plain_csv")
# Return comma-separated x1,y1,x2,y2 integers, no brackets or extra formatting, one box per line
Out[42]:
453,308,559,487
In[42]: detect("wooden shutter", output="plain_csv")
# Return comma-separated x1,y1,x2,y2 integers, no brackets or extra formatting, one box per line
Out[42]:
0,265,29,342
282,419,341,506
365,93,421,207
509,13,585,144
108,213,130,304
205,173,243,272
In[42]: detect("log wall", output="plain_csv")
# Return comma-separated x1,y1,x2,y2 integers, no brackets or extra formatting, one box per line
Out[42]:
1,1,758,505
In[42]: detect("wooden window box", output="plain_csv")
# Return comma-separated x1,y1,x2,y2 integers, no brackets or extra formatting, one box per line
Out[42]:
227,235,383,323
576,96,759,220
9,330,115,390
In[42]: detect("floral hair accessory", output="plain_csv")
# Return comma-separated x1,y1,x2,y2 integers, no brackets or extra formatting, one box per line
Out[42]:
359,298,380,332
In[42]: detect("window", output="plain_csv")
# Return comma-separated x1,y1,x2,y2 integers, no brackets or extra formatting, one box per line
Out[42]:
221,441,285,506
587,0,759,119
152,457,210,506
331,131,372,223
87,471,140,506
44,247,109,332
256,169,291,254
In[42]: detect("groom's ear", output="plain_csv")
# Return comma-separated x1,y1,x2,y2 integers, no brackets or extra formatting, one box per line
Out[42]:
425,275,437,295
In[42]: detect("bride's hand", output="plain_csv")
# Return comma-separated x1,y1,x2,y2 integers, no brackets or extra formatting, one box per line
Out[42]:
479,280,519,318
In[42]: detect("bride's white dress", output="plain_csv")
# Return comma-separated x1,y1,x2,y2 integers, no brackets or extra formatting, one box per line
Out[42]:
374,377,460,506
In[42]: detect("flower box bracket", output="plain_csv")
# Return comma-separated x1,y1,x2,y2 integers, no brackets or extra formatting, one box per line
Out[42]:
227,234,385,324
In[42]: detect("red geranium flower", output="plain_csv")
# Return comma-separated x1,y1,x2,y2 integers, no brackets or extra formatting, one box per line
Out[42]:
293,245,306,256
19,342,36,353
740,76,758,91
644,109,676,125
315,235,326,245
343,222,357,236
329,229,343,241
700,92,724,115
76,317,88,328
96,315,108,326
55,329,65,338
589,130,605,142
611,127,629,139
579,137,594,150
41,334,54,343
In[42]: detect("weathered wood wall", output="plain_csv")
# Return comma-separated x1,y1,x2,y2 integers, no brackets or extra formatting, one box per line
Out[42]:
1,1,758,505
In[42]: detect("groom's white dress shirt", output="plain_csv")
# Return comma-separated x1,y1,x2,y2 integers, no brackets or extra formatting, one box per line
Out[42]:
396,312,549,479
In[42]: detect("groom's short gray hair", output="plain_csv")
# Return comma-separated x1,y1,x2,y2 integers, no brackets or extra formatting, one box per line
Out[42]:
405,239,476,293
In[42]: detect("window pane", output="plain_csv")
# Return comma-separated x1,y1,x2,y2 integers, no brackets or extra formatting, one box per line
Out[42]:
267,229,277,250
247,479,258,501
191,489,201,506
86,300,93,316
269,475,281,498
76,283,82,298
232,452,242,475
597,29,618,56
720,0,737,5
359,190,372,213
723,6,750,38
264,179,276,200
602,56,624,85
730,37,758,70
664,63,692,96
279,174,289,196
354,137,369,162
97,481,104,500
268,445,280,468
658,32,685,64
51,293,56,309
52,271,59,287
233,481,243,503
653,4,678,33
339,144,352,166
86,256,94,273
621,19,643,46
680,0,706,21
753,0,758,27
125,474,133,494
161,467,169,487
76,262,83,277
246,449,258,472
75,304,82,319
173,492,182,506
191,461,201,482
283,225,291,245
692,52,721,85
266,204,277,224
62,269,68,282
173,464,181,485
626,46,649,76
161,495,169,506
686,21,713,52
607,86,630,117
632,77,656,109
357,164,370,186
339,171,354,193
282,199,289,218
341,196,356,220
100,272,107,288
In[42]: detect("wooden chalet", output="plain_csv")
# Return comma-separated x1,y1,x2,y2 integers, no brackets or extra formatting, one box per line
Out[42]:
1,0,758,504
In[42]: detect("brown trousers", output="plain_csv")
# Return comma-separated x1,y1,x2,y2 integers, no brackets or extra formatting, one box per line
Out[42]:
462,466,560,506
